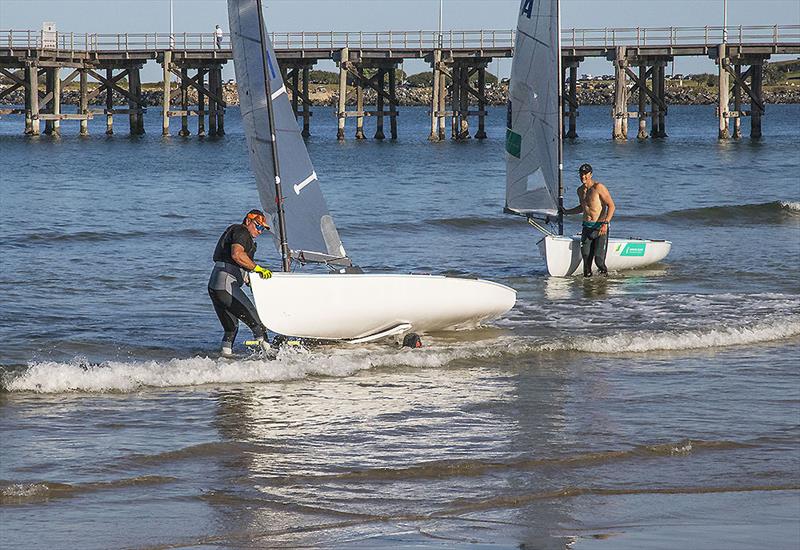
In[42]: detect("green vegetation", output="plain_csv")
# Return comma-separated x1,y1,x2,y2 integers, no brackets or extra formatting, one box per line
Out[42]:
406,70,498,88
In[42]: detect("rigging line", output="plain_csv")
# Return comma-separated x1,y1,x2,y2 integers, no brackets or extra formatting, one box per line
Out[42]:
254,0,290,272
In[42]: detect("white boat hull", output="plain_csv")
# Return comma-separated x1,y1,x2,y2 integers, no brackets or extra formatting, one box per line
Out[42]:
250,273,517,342
538,235,672,277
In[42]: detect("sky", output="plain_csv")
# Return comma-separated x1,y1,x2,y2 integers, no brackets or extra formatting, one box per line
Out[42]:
2,0,798,81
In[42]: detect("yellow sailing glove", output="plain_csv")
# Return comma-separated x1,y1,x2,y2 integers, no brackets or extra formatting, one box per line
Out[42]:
253,265,272,279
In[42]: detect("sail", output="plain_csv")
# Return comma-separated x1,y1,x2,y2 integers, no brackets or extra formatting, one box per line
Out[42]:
227,0,351,266
505,0,560,220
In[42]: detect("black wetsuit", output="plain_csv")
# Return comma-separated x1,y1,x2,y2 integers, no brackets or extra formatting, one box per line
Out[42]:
580,221,609,276
207,224,267,345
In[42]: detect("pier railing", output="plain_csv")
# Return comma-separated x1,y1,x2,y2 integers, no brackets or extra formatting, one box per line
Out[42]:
2,25,799,53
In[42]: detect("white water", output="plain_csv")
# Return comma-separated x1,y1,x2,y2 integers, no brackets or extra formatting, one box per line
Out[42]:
6,315,798,394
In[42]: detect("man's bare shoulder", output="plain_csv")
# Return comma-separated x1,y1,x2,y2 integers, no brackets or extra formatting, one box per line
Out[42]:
594,181,613,194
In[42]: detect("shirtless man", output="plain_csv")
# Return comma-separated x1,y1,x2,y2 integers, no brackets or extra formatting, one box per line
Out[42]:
562,163,616,277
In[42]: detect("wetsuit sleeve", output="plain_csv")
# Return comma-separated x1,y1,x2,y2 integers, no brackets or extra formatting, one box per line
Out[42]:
229,225,256,261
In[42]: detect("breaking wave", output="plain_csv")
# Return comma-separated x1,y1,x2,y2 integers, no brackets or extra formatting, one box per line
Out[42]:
2,315,797,394
540,316,800,354
0,475,175,506
0,343,496,394
640,200,800,225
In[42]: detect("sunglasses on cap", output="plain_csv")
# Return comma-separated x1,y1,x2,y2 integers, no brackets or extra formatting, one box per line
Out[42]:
254,222,268,232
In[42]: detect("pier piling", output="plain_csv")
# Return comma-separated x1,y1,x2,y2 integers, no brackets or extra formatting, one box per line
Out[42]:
162,51,172,136
79,69,88,135
336,48,348,140
612,47,628,140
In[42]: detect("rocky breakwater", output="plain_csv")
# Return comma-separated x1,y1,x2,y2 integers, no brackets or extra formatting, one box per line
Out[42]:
2,80,798,107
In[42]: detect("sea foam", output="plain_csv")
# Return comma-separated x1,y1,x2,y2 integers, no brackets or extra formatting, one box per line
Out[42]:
540,316,800,353
4,316,797,394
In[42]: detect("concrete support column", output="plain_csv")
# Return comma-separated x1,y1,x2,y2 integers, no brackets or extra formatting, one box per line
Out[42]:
301,66,310,137
105,68,114,135
375,69,386,140
429,50,441,141
717,44,730,139
612,47,628,140
336,47,348,140
475,66,487,139
27,65,39,135
162,50,172,136
79,69,89,136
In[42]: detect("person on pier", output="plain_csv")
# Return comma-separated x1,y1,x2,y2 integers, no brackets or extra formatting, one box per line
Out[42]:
208,209,273,356
561,163,616,277
215,24,224,49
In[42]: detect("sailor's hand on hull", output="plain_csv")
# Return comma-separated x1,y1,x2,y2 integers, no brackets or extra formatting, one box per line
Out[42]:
253,265,272,279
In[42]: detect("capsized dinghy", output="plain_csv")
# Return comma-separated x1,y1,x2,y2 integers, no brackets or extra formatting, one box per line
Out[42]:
228,0,515,342
505,0,671,276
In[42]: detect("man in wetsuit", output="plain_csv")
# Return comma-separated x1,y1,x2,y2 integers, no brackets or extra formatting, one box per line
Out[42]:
562,163,616,277
208,209,273,356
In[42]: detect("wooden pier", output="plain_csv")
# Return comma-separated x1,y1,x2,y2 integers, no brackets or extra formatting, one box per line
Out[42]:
1,26,798,140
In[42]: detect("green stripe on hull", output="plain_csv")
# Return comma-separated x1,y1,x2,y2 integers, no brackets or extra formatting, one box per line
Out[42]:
614,242,647,257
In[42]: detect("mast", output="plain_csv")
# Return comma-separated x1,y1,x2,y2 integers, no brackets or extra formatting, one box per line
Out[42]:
256,0,291,272
556,0,564,235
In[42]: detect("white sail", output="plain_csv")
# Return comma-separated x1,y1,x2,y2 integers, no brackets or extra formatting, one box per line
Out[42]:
228,0,350,266
505,0,560,220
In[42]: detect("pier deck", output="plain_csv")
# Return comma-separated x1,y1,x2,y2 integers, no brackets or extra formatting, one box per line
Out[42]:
1,26,798,139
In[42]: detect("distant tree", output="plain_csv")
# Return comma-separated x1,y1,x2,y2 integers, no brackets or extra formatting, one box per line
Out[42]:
308,70,338,84
406,72,432,87
689,73,718,87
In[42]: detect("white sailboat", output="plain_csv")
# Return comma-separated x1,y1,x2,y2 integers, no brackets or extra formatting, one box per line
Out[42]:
505,0,671,277
227,0,516,343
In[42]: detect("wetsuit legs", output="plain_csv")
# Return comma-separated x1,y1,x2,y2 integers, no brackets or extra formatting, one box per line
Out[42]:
593,231,609,274
208,286,267,344
580,227,609,276
209,288,239,344
580,227,596,277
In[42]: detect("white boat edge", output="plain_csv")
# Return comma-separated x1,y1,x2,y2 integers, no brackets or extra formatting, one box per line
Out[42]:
250,272,517,342
538,234,672,277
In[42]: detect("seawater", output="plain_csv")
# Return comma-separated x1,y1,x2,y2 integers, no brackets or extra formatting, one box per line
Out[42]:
0,105,798,549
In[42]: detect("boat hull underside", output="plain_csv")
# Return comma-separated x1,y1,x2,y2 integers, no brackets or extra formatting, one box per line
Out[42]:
538,235,672,277
250,273,517,341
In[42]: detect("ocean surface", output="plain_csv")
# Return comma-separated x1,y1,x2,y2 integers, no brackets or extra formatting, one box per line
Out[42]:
1,104,799,549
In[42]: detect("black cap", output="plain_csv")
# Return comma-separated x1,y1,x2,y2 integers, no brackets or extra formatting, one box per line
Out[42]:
578,163,593,175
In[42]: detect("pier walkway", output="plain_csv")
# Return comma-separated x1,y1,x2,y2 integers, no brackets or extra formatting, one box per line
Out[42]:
1,26,798,139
